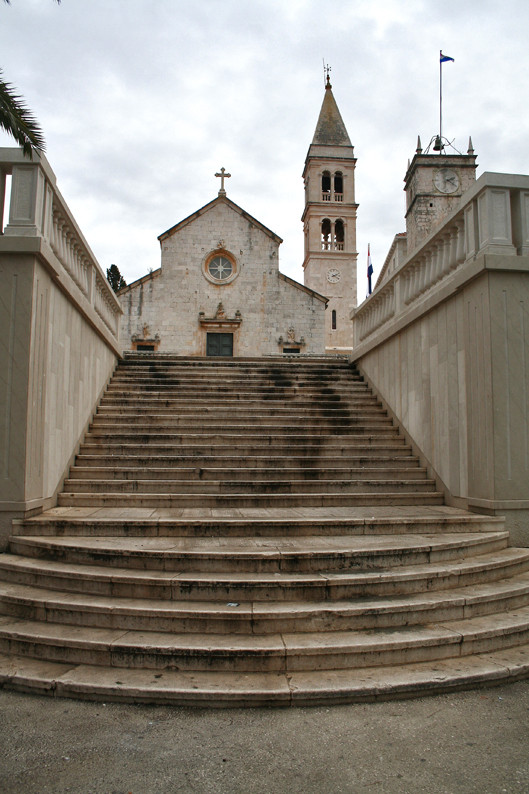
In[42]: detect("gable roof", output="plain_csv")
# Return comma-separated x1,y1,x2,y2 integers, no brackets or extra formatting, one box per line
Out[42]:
158,194,283,245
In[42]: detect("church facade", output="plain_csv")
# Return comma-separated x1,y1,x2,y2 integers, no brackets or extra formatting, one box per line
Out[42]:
118,81,358,356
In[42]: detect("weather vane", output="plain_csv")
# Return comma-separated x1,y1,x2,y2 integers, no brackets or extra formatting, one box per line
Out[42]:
323,60,331,87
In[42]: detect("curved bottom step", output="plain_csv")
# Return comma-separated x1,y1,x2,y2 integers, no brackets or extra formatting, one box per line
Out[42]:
1,645,528,707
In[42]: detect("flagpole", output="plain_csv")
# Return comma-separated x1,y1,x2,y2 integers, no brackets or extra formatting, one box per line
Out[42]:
439,50,443,149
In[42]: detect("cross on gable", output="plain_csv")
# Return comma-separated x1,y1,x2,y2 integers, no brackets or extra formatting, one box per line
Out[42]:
215,167,231,196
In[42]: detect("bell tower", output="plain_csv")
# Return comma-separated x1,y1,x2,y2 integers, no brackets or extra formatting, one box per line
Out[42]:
302,75,357,351
404,137,477,253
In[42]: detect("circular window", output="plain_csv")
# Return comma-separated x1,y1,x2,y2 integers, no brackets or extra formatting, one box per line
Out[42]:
203,250,238,285
208,255,233,281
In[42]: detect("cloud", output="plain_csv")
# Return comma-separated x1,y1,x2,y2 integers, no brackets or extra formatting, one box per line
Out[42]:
1,0,529,298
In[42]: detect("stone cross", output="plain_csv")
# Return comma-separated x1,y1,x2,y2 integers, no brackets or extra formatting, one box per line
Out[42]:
215,167,231,196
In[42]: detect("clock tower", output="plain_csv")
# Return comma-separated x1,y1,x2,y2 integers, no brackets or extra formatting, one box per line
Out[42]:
404,137,477,253
302,76,358,351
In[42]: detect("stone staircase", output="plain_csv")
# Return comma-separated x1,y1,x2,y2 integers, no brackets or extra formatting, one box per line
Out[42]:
1,354,528,706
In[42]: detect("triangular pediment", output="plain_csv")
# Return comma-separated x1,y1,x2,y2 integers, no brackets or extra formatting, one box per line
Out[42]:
158,195,283,245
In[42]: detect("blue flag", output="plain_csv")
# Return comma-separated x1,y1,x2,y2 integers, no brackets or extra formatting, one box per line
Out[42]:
440,52,454,63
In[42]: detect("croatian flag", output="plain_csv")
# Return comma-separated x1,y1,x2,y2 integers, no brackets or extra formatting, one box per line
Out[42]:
440,51,454,63
367,244,373,295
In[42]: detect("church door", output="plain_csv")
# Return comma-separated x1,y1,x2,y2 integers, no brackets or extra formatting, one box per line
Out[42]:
206,332,233,357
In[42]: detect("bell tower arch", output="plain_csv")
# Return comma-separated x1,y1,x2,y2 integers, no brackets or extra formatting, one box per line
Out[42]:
302,76,358,351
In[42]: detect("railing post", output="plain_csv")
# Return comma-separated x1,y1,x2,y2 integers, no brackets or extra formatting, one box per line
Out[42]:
477,187,516,255
4,163,46,237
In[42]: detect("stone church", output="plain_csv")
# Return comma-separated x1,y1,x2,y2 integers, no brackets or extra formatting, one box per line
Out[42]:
118,76,358,356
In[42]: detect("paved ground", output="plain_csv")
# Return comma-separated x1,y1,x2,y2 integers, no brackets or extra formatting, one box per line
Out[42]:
1,680,528,793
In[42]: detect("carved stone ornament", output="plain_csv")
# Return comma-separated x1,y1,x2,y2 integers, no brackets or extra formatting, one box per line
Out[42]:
215,302,227,320
199,304,243,328
278,328,306,347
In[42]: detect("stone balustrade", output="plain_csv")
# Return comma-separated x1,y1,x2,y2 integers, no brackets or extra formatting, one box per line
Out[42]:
0,148,121,344
354,173,529,344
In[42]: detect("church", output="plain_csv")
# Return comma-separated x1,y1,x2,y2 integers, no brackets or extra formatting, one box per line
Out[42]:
118,76,358,356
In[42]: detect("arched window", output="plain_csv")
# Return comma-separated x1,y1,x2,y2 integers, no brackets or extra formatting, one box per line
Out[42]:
334,219,344,250
331,310,337,330
321,171,331,200
321,218,331,250
334,172,343,199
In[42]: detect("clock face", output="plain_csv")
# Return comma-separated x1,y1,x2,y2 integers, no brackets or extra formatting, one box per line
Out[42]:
327,268,341,283
434,168,460,194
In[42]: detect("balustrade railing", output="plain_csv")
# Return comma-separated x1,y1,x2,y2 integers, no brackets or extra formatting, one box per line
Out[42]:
0,149,121,346
354,173,529,345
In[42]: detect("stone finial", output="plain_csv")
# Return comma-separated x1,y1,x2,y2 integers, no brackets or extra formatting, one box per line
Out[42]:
467,136,475,155
416,135,422,155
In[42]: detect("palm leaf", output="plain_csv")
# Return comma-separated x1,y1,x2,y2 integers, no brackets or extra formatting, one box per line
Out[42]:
0,70,46,157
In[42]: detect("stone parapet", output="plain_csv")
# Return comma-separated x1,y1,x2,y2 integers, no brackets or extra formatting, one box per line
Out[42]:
352,172,529,544
0,149,120,548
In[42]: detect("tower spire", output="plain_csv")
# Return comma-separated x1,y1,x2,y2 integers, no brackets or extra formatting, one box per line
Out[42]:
310,79,352,147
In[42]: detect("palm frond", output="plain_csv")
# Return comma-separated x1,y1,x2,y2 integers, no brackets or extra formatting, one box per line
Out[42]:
0,70,46,157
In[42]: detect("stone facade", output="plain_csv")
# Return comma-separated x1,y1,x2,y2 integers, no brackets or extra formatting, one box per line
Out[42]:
119,196,327,356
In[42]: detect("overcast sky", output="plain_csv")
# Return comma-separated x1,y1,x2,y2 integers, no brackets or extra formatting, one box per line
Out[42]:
1,0,529,302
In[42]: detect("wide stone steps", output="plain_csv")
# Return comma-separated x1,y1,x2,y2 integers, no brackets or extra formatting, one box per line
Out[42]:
61,477,437,495
1,546,527,601
68,466,426,481
78,440,411,456
85,426,399,440
1,608,529,674
72,455,422,471
99,396,381,410
2,572,529,634
14,508,505,537
57,491,445,508
3,354,529,705
7,532,509,573
3,648,529,706
92,410,390,425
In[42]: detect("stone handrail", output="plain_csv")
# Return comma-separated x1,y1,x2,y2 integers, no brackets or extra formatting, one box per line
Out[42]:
0,148,122,344
354,172,529,345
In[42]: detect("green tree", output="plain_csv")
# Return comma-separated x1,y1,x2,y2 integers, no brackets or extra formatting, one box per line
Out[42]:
1,0,60,157
107,264,127,293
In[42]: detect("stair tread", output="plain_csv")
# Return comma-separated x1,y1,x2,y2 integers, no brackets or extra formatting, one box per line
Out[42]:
2,606,529,651
0,644,528,705
11,530,508,555
1,547,527,584
2,572,529,618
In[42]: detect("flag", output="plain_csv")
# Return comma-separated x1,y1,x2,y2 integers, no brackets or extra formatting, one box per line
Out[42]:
367,244,373,296
440,51,454,63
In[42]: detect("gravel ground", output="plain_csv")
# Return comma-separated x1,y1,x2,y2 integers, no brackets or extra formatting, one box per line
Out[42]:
1,681,529,794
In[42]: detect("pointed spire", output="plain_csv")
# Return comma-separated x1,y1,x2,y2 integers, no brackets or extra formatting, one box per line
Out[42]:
467,136,474,155
416,135,422,154
311,81,352,147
